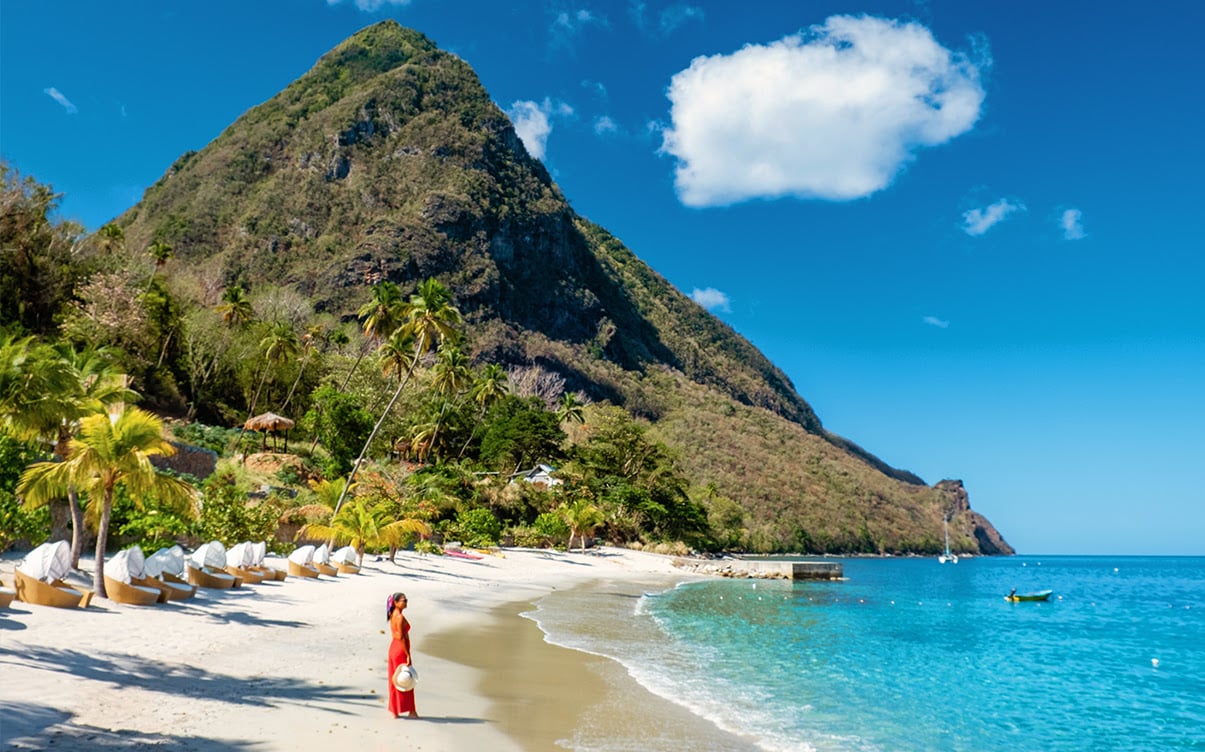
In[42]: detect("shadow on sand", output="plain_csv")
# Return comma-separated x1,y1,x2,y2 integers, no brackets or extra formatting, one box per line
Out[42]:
4,701,260,751
0,645,370,713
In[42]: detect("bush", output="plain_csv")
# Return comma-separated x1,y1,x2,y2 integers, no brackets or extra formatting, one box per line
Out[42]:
533,511,569,540
450,507,501,548
195,470,281,546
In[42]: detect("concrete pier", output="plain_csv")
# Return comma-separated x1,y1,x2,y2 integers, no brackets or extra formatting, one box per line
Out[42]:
672,557,843,581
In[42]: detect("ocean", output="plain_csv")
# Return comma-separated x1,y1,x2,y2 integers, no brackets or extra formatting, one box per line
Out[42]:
524,556,1205,751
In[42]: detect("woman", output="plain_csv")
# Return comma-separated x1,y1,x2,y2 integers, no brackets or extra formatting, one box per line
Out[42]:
386,591,419,718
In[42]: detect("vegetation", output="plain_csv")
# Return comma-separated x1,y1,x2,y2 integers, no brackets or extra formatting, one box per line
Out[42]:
0,20,1010,567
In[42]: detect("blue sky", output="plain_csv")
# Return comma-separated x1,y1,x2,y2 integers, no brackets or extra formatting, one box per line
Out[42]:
2,1,1202,555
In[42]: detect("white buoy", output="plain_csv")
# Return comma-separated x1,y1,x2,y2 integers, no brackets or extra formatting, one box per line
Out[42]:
1152,658,1160,668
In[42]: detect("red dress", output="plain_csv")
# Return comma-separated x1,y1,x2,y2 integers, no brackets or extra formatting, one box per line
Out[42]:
387,610,416,716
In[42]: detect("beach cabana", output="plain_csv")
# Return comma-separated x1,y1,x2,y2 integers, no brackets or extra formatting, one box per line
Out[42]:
188,542,240,589
0,578,16,609
225,542,264,584
311,543,339,577
332,545,361,575
248,540,286,581
143,546,197,601
287,545,320,578
243,412,295,451
14,541,93,608
104,547,166,606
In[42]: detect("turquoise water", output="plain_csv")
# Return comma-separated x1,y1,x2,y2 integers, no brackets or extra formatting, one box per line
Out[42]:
527,556,1205,751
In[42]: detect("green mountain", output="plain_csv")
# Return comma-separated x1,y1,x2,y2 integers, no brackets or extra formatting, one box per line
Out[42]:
114,21,1011,555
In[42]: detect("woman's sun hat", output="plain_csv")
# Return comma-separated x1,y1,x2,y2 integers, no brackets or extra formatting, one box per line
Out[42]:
392,664,419,691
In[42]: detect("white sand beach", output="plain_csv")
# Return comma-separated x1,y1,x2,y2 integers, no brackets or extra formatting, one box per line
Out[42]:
0,547,731,751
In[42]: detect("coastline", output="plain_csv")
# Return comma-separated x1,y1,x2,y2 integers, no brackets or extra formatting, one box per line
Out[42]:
425,584,762,751
0,546,709,750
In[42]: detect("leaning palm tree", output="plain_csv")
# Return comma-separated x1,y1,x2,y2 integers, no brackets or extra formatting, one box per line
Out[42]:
333,278,461,515
425,344,472,462
458,363,510,458
340,281,405,391
17,406,198,597
279,323,325,413
234,321,299,457
308,283,404,454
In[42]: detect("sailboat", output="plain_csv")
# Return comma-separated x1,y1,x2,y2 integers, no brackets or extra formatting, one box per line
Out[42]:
938,516,958,564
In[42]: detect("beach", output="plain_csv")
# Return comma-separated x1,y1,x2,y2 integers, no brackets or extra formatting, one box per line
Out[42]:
0,546,748,751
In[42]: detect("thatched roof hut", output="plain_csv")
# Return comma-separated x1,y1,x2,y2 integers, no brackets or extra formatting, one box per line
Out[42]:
243,412,295,450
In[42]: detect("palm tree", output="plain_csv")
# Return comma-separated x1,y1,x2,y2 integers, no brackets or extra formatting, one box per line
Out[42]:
18,406,198,597
216,285,254,329
234,322,299,456
147,240,174,270
96,223,124,255
299,498,430,567
377,327,415,383
280,323,324,413
458,363,510,458
308,284,404,454
1,337,135,567
560,497,605,553
333,278,461,515
557,392,586,425
340,281,405,391
425,344,472,462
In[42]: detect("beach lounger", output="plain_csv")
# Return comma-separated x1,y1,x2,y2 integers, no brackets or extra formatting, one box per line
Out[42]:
103,575,164,605
332,545,361,574
14,541,94,608
134,573,196,601
225,542,265,584
188,542,242,588
13,569,93,608
0,579,16,609
104,547,167,605
311,543,339,577
287,545,321,578
139,546,197,601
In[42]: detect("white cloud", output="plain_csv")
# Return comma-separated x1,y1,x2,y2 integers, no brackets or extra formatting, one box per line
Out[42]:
661,15,988,207
553,8,605,39
43,87,78,114
326,0,411,11
1060,208,1086,240
581,79,608,98
593,116,618,135
922,315,950,329
690,287,731,312
507,99,573,161
660,4,704,34
962,198,1023,236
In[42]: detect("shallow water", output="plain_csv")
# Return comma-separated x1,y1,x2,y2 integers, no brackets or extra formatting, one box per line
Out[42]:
529,556,1205,751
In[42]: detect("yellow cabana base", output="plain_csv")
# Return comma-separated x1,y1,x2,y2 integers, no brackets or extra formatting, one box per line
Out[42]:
14,570,93,608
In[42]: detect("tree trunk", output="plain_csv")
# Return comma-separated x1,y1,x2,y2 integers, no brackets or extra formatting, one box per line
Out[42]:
48,499,71,544
93,492,114,598
333,341,424,516
68,487,85,569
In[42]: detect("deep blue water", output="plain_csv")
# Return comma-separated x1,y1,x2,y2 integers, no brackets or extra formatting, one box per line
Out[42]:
527,556,1205,751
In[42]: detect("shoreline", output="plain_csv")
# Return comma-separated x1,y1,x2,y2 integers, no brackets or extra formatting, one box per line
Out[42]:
425,582,763,751
0,546,708,750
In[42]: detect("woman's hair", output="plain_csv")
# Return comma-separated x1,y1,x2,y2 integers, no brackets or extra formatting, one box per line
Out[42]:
386,592,406,620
